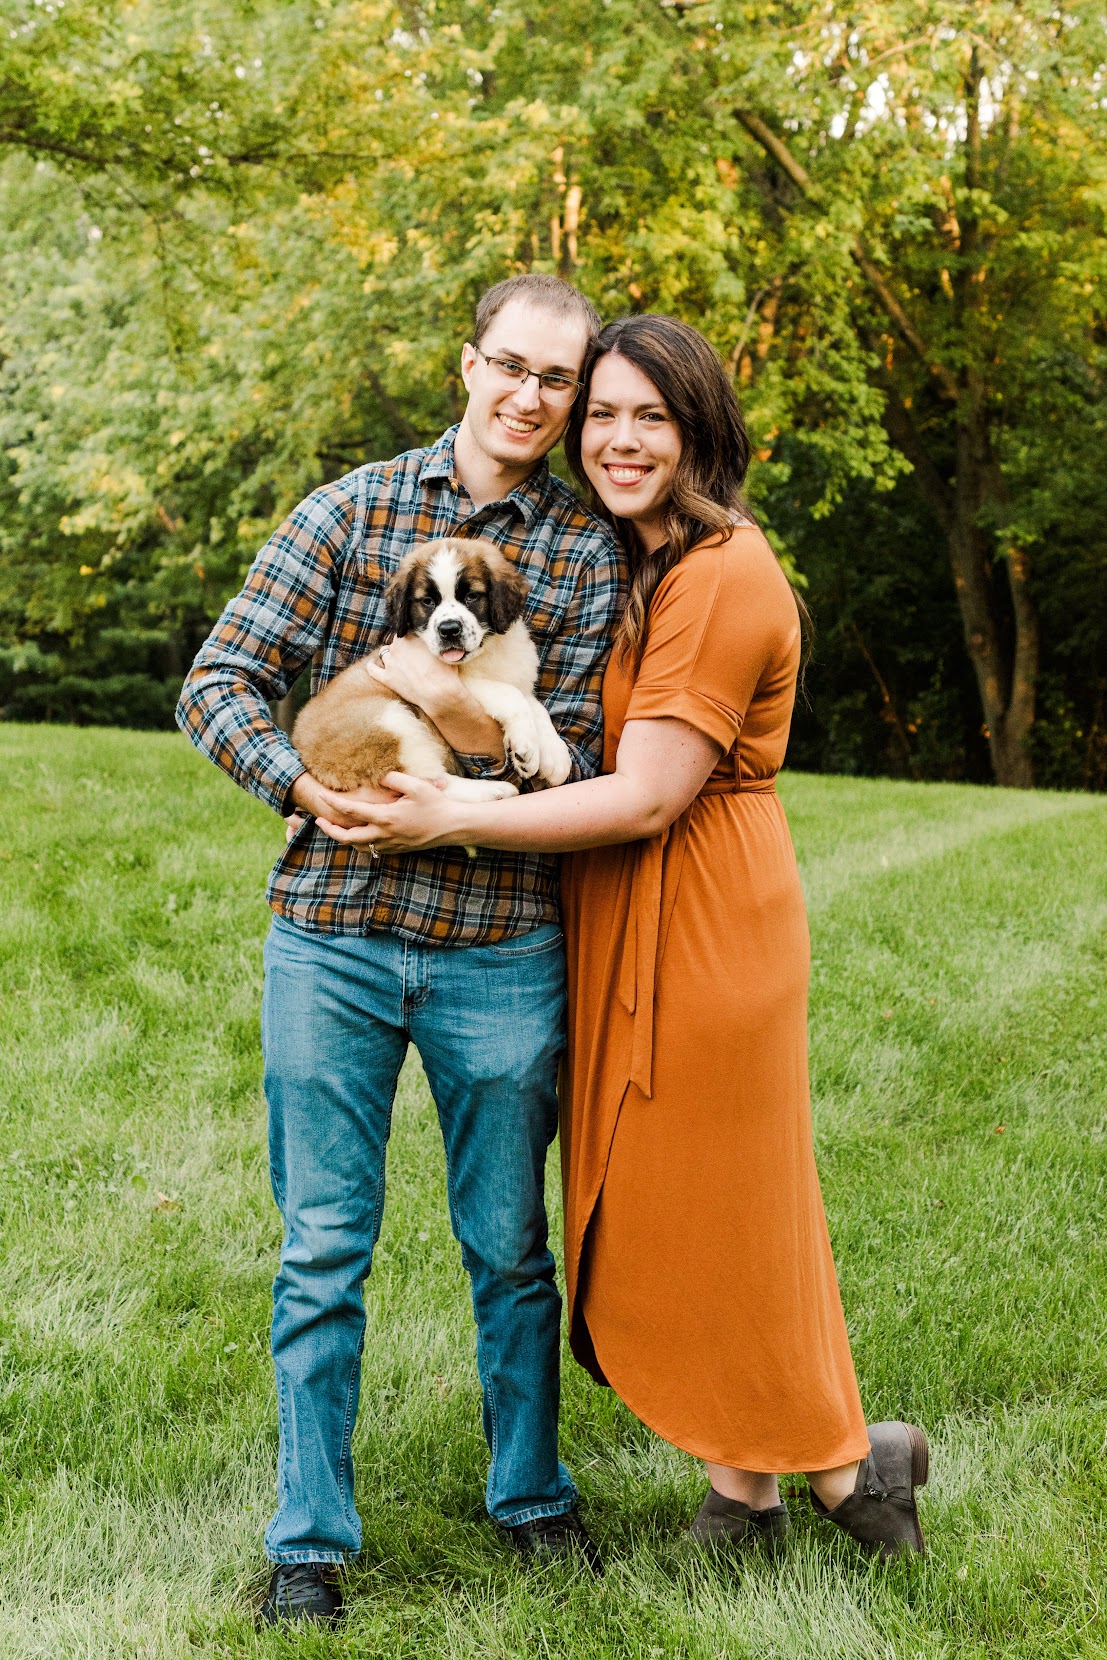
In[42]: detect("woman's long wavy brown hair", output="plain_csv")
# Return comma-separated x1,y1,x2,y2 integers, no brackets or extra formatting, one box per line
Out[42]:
564,314,809,671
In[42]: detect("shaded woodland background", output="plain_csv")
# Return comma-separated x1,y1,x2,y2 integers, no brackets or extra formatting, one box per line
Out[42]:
2,0,1106,788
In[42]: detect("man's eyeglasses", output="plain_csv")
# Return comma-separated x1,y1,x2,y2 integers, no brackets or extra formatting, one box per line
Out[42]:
473,346,583,406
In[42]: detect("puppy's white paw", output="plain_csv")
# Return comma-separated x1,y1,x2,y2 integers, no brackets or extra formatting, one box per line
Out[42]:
504,725,540,779
538,736,572,787
440,776,519,803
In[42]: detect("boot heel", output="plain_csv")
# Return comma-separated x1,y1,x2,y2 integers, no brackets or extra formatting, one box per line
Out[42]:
906,1423,929,1488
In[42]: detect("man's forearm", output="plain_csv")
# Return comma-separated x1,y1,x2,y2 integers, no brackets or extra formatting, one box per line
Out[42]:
177,661,310,816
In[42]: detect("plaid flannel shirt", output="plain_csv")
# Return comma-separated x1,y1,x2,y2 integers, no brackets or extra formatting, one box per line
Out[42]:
176,426,625,946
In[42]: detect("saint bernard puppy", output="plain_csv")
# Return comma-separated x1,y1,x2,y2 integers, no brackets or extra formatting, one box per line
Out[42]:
292,537,572,803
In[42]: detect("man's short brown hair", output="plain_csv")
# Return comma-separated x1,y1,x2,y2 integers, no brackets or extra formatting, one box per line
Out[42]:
472,275,602,349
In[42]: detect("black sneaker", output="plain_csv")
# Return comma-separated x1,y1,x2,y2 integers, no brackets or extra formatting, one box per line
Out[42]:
503,1508,603,1575
259,1562,344,1626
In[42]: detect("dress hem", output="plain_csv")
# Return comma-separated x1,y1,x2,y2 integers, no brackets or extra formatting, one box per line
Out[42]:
587,1316,871,1475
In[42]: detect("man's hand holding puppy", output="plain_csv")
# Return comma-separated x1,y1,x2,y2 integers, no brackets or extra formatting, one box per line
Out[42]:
365,634,505,764
288,770,396,832
306,774,452,851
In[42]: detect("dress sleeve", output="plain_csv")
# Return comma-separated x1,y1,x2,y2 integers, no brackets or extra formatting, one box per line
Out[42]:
623,529,799,748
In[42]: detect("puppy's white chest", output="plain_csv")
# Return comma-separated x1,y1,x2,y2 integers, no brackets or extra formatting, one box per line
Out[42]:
460,619,539,696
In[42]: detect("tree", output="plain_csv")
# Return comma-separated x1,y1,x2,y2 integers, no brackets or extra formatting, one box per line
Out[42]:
710,2,1107,786
1,0,1105,787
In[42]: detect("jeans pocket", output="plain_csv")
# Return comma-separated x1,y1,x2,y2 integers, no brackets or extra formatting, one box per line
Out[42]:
488,923,565,958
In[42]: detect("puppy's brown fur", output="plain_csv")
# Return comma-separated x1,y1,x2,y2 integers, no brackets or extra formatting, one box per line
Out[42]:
291,653,415,792
291,538,551,800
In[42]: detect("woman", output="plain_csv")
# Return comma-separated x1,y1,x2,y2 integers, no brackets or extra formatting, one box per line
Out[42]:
318,316,928,1559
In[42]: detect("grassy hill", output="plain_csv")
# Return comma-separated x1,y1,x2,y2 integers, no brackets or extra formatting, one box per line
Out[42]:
0,725,1104,1659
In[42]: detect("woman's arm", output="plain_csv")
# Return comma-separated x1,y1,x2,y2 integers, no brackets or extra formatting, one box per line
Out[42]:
314,718,723,855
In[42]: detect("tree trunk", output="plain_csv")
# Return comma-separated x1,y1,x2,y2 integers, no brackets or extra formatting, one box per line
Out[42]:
877,373,1041,792
940,50,1034,788
993,543,1038,788
948,405,1006,770
882,380,1037,786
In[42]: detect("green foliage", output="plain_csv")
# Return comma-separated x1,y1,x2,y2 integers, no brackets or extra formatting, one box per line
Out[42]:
766,448,987,781
2,723,1106,1653
1,2,1106,780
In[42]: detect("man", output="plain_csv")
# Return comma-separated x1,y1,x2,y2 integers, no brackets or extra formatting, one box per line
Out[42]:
176,274,624,1626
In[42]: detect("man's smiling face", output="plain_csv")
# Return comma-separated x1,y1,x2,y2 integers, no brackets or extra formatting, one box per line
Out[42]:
458,299,589,476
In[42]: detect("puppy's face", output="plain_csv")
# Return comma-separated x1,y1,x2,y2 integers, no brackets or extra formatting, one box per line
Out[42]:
385,539,528,663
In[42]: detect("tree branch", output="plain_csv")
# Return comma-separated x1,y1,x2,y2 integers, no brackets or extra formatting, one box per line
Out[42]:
875,373,956,535
852,251,957,398
860,33,937,70
727,285,767,377
0,128,113,166
361,367,424,450
847,622,921,778
734,109,815,192
0,125,368,177
734,108,960,403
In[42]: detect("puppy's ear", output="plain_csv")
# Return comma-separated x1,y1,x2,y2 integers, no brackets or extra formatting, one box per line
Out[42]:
384,555,418,638
488,562,530,634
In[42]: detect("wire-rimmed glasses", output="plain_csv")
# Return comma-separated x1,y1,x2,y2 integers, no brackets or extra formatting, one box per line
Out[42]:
473,346,583,406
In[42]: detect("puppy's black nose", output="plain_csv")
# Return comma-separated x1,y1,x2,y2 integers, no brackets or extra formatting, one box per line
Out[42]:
438,618,464,641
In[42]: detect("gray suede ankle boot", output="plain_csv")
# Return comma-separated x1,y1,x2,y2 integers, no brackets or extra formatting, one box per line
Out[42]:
686,1488,790,1556
812,1421,928,1560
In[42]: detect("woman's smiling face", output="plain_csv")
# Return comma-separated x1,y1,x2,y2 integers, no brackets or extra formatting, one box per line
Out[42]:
580,353,683,548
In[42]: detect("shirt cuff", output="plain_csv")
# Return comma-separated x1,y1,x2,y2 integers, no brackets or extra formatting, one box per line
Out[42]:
454,750,519,784
236,730,310,816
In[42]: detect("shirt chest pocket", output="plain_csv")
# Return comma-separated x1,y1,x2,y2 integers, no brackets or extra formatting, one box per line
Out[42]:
522,575,574,663
356,536,398,594
326,538,396,663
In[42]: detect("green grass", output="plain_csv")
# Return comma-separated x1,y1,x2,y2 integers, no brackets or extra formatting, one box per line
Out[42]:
1,723,1105,1659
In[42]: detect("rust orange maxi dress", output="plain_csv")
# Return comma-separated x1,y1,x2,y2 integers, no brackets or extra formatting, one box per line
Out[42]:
560,526,870,1472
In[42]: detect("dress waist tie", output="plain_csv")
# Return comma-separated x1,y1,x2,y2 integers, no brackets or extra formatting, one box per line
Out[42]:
614,770,778,1099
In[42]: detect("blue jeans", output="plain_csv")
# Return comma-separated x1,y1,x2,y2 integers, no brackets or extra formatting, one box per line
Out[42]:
260,914,576,1564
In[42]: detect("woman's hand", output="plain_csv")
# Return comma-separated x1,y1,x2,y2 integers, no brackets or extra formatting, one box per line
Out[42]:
288,771,401,846
315,774,462,852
